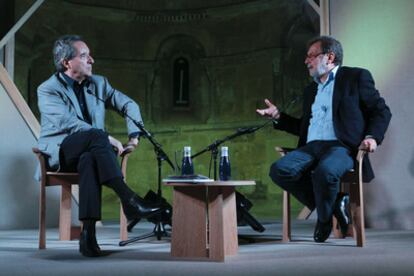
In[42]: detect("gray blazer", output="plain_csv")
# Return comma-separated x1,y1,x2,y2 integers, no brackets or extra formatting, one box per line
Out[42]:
35,73,143,178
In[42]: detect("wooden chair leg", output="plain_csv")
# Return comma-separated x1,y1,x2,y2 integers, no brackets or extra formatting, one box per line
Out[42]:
297,206,312,219
332,216,343,238
350,181,365,247
120,204,128,241
39,182,46,249
59,184,72,241
120,154,129,241
69,185,81,239
282,191,291,242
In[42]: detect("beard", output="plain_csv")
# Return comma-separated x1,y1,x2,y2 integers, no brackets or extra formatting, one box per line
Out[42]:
311,62,329,78
309,59,331,83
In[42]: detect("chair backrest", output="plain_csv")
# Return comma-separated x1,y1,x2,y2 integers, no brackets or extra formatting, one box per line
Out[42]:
120,145,134,180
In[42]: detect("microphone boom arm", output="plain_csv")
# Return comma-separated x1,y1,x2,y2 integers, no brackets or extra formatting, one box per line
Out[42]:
86,89,175,171
191,119,273,159
123,113,175,171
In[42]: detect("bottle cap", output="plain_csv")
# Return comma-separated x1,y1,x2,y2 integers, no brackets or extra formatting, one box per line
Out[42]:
221,146,228,156
184,146,191,156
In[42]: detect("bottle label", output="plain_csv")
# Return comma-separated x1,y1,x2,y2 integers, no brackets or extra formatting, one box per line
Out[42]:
219,157,231,181
182,157,194,175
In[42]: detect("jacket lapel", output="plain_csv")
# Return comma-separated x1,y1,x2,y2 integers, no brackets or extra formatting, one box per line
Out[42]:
56,73,85,120
84,81,98,125
332,67,345,115
304,82,317,116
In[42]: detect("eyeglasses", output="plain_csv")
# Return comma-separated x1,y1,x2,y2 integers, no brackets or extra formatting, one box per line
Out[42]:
305,52,325,60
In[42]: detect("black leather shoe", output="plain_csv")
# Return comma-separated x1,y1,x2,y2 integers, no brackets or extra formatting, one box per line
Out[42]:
122,195,164,221
333,193,350,236
314,219,333,243
79,228,101,257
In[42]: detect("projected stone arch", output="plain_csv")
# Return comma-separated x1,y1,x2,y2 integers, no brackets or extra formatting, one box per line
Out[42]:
150,34,211,124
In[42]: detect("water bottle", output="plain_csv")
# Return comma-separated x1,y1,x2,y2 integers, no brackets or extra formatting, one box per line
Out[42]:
181,146,194,175
219,146,231,181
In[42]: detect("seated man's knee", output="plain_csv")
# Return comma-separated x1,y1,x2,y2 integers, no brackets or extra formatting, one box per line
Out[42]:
312,164,341,186
85,129,113,150
269,160,300,185
87,129,108,141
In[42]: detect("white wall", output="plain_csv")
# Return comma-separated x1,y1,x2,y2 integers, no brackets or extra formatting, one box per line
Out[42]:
331,0,414,229
0,82,63,229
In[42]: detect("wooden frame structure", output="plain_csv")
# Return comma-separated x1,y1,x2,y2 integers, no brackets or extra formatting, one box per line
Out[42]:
307,0,330,36
0,0,45,80
0,64,40,138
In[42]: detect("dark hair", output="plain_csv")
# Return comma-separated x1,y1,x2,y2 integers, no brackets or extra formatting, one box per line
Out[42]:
307,36,343,66
53,35,83,72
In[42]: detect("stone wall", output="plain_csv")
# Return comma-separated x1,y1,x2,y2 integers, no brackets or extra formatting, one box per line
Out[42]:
13,0,318,220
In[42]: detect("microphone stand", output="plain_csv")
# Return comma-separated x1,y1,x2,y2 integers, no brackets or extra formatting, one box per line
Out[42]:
191,119,273,179
191,119,272,234
85,89,175,246
118,113,175,246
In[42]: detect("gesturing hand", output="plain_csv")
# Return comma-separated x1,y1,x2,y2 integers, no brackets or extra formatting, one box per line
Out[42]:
256,99,280,119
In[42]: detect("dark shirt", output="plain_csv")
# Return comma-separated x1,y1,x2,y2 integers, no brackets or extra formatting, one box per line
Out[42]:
61,73,92,124
61,73,140,139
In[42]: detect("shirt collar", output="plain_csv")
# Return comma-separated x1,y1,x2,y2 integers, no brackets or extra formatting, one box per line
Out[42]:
316,65,340,86
60,72,89,88
331,65,339,78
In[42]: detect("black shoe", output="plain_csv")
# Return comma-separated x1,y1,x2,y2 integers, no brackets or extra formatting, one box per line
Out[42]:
122,195,164,221
313,219,333,243
333,193,350,236
79,228,101,257
144,190,173,226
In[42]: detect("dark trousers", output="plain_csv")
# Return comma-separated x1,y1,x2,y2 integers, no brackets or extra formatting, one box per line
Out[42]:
269,141,354,223
59,129,123,220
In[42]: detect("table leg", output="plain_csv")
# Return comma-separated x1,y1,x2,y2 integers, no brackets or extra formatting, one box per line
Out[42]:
208,186,237,261
171,186,208,258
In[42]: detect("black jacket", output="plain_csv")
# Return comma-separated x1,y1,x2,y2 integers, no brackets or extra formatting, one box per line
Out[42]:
274,66,392,182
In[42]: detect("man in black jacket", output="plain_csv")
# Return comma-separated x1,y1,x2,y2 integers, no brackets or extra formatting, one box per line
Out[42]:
257,36,391,243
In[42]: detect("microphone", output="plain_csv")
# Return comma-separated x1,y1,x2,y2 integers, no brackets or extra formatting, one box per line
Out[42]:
85,89,151,138
236,119,273,135
237,126,261,135
234,97,301,136
282,95,301,113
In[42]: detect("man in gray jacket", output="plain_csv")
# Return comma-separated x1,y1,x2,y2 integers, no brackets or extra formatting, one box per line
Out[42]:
37,35,162,257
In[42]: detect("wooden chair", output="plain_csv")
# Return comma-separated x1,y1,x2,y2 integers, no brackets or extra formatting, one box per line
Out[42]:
33,147,132,249
275,147,367,247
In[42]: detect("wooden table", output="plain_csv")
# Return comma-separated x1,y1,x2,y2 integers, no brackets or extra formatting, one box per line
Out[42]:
164,181,255,261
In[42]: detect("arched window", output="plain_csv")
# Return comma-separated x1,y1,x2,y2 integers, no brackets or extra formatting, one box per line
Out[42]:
173,57,189,107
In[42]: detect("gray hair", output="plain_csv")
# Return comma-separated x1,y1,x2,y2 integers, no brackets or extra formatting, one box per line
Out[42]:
53,35,83,72
307,36,343,66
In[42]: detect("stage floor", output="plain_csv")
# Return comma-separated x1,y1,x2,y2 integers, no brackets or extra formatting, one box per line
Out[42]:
0,220,413,275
